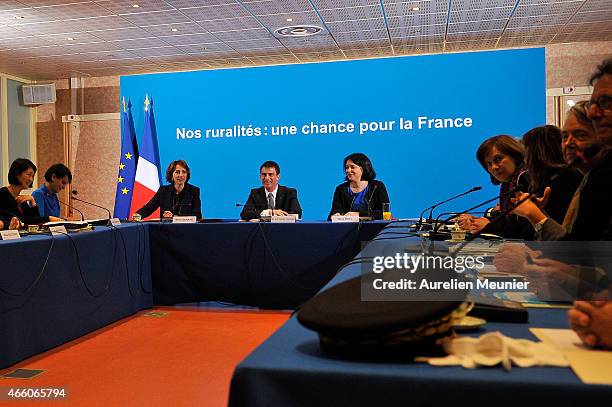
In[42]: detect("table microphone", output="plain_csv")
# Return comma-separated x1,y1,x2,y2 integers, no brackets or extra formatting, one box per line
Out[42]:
435,148,599,242
417,186,481,230
58,199,85,221
71,190,112,219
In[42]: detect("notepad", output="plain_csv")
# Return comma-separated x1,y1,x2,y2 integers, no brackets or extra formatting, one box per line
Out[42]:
531,328,612,385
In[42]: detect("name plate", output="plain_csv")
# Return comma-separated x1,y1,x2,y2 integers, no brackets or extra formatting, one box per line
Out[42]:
271,215,296,223
331,215,360,223
109,218,121,226
172,216,197,224
0,230,21,240
49,225,68,236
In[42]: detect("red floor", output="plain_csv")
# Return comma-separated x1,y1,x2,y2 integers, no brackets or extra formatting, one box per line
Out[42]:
0,308,289,407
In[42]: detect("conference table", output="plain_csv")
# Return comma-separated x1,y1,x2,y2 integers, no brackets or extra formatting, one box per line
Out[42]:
0,224,152,369
229,233,612,406
148,221,386,308
0,220,387,368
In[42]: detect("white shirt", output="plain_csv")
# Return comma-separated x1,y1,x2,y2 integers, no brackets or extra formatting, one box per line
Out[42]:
261,186,278,216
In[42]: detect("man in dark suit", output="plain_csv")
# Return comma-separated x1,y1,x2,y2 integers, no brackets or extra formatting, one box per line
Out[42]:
240,161,302,221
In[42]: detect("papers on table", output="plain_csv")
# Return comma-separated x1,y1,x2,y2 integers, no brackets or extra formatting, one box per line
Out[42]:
531,328,612,385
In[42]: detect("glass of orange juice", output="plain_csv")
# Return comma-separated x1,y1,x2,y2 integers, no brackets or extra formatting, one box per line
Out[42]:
382,203,391,220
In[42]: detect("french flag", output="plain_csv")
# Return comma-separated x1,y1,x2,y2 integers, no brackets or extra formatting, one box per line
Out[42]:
130,95,162,219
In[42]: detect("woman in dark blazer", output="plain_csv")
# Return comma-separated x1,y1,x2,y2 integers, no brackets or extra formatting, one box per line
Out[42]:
134,160,202,220
328,153,390,220
1,158,61,229
522,125,583,227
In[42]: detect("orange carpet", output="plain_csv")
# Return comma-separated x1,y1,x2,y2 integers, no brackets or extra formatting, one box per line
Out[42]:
0,308,289,407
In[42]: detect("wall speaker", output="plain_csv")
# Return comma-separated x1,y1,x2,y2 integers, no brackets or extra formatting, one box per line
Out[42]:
21,83,56,105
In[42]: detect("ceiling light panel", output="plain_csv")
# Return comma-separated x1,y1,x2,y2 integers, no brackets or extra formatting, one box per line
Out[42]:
389,23,445,37
211,28,273,42
243,0,313,15
0,1,30,11
448,19,507,32
86,26,150,40
94,0,174,14
447,30,503,41
0,8,52,25
15,1,93,6
445,38,499,51
173,42,235,54
178,4,251,21
311,0,379,9
206,57,253,68
277,35,339,52
37,31,106,44
514,2,584,18
318,5,383,22
256,12,322,29
332,28,388,42
224,38,286,51
164,0,239,8
571,10,612,23
33,3,114,20
392,35,445,46
498,34,557,47
580,0,612,12
554,31,612,42
0,36,52,49
195,16,262,32
326,18,386,33
156,32,219,45
343,47,393,58
449,7,514,23
507,14,575,28
128,46,187,57
394,42,444,54
451,0,516,8
561,21,612,33
293,50,345,62
10,20,85,35
107,37,171,49
383,1,448,16
120,10,192,26
140,22,210,36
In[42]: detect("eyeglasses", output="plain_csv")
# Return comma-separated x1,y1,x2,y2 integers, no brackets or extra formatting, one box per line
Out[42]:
585,95,611,111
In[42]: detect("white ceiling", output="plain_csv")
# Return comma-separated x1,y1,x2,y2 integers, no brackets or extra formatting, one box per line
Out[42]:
0,0,610,80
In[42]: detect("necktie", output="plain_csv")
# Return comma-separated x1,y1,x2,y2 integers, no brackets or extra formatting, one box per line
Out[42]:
562,172,589,233
267,193,275,210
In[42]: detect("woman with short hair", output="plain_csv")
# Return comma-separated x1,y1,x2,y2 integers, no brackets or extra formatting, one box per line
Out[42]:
0,158,61,229
134,160,202,220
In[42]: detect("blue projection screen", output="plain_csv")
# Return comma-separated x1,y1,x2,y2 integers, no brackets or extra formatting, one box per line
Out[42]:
120,48,545,220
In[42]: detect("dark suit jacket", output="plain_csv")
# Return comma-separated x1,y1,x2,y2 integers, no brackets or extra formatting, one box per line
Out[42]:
540,150,612,241
0,186,49,228
136,183,202,219
327,180,390,220
240,185,302,220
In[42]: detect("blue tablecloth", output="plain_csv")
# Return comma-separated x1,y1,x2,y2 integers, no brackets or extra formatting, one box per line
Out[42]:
148,221,387,308
229,231,612,406
0,224,152,368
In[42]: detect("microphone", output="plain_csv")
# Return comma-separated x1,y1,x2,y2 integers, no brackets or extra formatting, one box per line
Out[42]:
435,150,594,241
418,186,481,230
71,190,112,219
432,186,522,236
58,199,85,221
